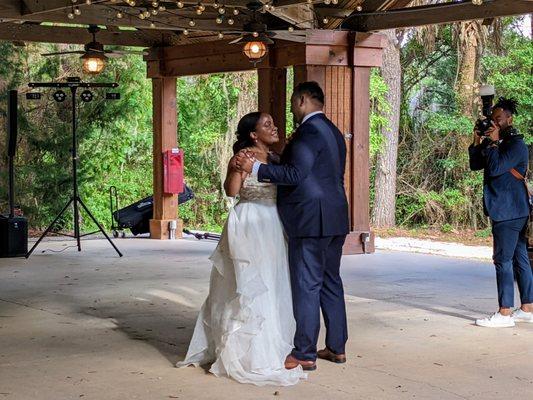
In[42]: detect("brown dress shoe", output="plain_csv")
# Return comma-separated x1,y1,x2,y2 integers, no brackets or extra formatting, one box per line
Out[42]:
317,348,346,364
285,354,317,371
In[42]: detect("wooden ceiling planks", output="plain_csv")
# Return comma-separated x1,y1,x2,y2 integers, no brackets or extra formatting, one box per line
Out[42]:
341,0,533,31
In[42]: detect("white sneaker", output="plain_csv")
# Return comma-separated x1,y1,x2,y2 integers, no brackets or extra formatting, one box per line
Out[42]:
475,312,515,328
511,308,533,323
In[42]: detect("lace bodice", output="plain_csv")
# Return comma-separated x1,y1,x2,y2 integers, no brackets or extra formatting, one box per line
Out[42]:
239,175,276,201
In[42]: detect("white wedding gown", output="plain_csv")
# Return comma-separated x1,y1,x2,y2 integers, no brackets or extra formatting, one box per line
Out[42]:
177,175,307,386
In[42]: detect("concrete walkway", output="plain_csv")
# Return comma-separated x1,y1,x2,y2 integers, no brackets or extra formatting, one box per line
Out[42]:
0,238,531,400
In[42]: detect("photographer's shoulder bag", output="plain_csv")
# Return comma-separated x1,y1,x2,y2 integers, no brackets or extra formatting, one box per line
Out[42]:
510,168,533,242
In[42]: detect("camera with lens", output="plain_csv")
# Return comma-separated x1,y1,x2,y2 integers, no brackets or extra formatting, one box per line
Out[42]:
475,84,495,136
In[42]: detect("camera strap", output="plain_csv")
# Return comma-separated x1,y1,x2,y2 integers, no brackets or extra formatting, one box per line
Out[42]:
510,168,533,206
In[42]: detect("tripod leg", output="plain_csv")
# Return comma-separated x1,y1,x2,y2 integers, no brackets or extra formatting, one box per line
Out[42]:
73,193,81,252
77,197,123,257
26,198,73,258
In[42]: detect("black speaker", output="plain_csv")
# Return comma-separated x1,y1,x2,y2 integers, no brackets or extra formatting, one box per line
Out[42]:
0,217,28,257
7,90,17,157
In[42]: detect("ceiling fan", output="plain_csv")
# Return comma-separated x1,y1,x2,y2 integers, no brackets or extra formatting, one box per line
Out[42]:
42,25,147,59
228,1,307,45
41,25,147,74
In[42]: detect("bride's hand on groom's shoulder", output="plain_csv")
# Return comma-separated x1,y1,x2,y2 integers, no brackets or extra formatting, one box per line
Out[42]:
234,149,256,173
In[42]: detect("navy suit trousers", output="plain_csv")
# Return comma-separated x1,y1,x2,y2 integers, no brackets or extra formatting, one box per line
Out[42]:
491,217,533,308
288,235,348,361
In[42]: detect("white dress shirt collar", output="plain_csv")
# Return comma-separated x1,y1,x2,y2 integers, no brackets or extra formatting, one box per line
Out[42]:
300,111,324,126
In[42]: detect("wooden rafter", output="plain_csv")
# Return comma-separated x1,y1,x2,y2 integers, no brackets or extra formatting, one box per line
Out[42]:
0,22,159,47
20,0,107,16
1,3,246,31
341,0,533,31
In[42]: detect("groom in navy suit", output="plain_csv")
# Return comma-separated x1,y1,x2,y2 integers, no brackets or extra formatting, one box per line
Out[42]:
236,82,349,371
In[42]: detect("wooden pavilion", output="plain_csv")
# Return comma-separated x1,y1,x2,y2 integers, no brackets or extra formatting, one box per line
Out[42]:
1,0,531,254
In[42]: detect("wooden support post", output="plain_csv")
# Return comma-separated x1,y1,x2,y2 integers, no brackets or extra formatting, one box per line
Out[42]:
150,77,183,239
343,66,374,254
258,67,287,153
293,63,372,254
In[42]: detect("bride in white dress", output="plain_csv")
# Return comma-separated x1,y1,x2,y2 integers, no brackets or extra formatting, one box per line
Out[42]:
177,112,307,386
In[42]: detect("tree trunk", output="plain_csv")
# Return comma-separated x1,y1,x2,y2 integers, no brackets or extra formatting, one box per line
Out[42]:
372,29,402,228
455,21,481,117
216,72,257,207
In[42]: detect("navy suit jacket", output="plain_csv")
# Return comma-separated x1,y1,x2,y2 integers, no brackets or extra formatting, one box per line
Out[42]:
468,134,530,222
257,113,349,238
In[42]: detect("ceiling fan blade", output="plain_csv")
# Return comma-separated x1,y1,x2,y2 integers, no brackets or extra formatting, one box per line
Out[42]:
105,53,125,58
41,51,85,56
229,37,244,44
104,49,148,56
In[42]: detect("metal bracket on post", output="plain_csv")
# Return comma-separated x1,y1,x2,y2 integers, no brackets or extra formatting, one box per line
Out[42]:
360,232,371,254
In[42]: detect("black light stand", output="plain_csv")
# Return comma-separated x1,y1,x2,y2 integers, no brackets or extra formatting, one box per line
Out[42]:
26,79,123,258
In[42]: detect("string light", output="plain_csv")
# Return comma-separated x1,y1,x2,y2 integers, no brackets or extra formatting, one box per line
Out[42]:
233,8,239,15
177,1,184,8
219,7,226,14
322,17,329,24
116,11,123,18
218,32,224,39
216,16,223,24
74,6,81,15
228,18,234,25
189,19,196,27
183,29,189,35
356,5,362,11
67,12,75,19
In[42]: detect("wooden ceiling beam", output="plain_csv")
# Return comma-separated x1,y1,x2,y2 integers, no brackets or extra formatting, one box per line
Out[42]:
20,0,107,16
0,22,159,46
268,4,314,28
341,0,533,31
1,4,245,31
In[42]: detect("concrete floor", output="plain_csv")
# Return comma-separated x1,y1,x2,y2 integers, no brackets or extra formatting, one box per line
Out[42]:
0,238,531,400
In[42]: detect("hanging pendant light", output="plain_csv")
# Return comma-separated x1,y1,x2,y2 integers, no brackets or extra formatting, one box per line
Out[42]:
81,52,107,75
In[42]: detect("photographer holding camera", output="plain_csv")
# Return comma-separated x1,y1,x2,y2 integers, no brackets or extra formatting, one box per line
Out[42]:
469,95,533,327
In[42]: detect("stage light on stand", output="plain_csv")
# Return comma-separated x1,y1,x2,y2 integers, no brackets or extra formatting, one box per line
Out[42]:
53,90,67,102
80,90,94,103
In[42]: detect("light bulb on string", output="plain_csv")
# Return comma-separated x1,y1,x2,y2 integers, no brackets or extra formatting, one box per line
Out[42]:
189,19,196,27
228,18,234,25
177,1,184,8
74,6,81,15
219,7,226,14
116,11,123,18
218,32,224,39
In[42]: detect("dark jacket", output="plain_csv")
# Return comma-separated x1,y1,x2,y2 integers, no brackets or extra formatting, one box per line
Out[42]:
257,113,349,238
468,133,530,222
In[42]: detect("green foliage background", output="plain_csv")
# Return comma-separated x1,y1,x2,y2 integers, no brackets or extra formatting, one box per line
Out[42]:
0,20,531,235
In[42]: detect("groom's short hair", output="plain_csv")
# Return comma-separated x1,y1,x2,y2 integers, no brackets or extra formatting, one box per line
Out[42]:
293,81,325,105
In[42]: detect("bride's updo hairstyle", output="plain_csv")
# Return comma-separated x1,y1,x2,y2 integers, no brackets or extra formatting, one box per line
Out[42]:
233,112,262,154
